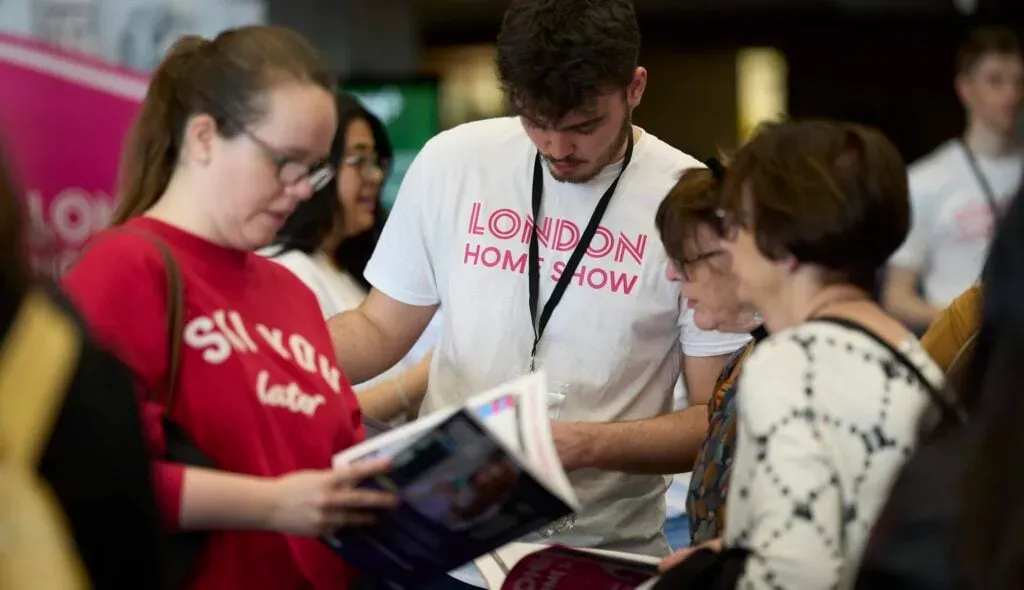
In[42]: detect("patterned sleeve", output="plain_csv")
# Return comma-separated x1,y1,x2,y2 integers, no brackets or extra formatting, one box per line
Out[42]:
724,335,844,589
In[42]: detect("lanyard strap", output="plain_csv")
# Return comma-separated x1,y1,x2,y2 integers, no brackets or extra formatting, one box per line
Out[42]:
960,140,1002,221
528,132,634,365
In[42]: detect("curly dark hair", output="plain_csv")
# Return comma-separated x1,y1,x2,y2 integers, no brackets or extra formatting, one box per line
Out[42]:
496,0,640,123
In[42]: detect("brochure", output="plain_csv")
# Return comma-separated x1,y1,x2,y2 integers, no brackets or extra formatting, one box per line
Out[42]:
325,372,579,589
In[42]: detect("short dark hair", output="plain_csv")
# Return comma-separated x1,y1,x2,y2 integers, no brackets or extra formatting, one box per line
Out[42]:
655,167,725,266
956,26,1022,76
496,0,640,123
722,120,909,293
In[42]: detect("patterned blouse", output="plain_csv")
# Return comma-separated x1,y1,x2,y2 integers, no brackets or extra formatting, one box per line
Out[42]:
686,325,767,544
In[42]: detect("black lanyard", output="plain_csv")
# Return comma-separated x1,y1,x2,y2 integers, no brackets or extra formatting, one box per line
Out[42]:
527,133,634,370
961,140,1001,221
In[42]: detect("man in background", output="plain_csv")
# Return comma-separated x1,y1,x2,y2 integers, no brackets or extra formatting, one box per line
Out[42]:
885,26,1023,330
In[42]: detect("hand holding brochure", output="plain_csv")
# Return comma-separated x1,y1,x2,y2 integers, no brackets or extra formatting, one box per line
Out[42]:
325,372,579,589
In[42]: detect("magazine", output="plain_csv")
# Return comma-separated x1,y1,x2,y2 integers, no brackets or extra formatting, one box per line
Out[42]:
474,542,661,589
324,372,580,589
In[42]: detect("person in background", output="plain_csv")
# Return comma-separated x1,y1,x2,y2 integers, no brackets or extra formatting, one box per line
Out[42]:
328,4,749,587
0,148,164,587
654,163,766,548
265,92,437,423
661,120,945,589
920,283,980,380
885,27,1023,330
62,27,395,590
856,180,1024,590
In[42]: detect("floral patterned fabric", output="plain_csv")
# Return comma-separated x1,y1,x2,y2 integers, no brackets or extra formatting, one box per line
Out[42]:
686,327,765,543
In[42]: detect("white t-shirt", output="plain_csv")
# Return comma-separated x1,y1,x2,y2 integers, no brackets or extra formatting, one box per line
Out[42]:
890,140,1023,307
364,117,749,557
265,249,441,385
725,321,943,589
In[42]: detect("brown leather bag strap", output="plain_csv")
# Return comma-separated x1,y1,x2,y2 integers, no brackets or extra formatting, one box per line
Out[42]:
75,226,184,409
119,228,184,409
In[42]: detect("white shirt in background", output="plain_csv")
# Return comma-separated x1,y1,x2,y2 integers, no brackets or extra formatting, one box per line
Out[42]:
890,140,1023,307
265,249,442,388
364,116,749,558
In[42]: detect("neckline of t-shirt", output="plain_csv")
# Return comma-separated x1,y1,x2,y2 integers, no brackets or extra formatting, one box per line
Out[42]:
954,138,1024,166
130,216,250,271
541,126,650,185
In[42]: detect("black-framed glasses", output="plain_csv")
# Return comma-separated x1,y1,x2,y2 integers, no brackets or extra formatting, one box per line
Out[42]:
341,154,388,179
242,129,335,191
676,250,726,281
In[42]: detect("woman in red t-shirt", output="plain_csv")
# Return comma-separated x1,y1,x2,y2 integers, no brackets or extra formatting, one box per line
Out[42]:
63,26,395,589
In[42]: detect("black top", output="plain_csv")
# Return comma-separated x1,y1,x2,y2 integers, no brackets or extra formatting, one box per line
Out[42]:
25,285,166,589
855,427,965,590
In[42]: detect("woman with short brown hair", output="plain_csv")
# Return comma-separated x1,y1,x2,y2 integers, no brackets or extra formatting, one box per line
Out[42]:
659,120,952,589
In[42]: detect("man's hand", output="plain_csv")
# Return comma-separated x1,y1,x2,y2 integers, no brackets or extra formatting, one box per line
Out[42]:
549,420,593,473
658,537,724,572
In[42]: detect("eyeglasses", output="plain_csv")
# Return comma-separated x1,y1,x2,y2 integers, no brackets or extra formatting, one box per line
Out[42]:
342,154,388,179
676,250,725,281
242,129,335,191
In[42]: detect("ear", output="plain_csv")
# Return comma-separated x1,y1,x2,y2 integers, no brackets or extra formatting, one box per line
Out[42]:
779,253,800,276
180,113,219,166
627,66,647,109
954,73,973,107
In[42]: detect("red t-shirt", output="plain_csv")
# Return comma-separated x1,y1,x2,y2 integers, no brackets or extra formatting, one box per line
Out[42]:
63,217,365,589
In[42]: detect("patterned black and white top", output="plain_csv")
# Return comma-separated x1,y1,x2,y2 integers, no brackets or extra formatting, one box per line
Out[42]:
723,320,944,590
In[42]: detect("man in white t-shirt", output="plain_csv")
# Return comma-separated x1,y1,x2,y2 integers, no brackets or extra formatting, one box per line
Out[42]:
327,0,748,573
885,27,1023,329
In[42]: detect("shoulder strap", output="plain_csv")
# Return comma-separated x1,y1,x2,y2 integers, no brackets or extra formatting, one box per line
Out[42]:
812,316,967,426
120,228,184,408
0,289,89,589
959,140,1002,221
77,226,184,409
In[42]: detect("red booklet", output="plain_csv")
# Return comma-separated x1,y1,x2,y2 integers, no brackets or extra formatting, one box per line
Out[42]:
474,543,660,589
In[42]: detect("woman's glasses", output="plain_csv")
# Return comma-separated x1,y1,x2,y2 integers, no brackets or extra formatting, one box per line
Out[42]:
342,154,388,180
242,129,336,191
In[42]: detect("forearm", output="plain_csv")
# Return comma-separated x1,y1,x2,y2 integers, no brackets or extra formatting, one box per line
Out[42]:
887,292,941,329
883,270,941,329
178,466,277,532
566,406,708,474
328,309,408,385
356,353,430,422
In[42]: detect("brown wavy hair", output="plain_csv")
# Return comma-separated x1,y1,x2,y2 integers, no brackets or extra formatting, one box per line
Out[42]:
113,26,334,225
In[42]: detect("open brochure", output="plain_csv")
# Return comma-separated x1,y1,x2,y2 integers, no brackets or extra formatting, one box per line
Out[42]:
474,542,661,589
324,372,580,589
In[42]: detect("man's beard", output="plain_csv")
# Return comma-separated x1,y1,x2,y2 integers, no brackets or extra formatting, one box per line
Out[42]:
545,114,633,184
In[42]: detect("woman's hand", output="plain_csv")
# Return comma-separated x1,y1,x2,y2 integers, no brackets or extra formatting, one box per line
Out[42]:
267,458,398,536
658,537,724,572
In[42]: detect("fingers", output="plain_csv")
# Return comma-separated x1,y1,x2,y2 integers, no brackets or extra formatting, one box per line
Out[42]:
327,488,399,511
318,489,398,535
321,510,378,532
658,547,696,573
332,457,392,486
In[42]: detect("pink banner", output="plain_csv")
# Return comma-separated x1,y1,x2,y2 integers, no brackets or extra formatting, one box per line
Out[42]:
0,33,147,275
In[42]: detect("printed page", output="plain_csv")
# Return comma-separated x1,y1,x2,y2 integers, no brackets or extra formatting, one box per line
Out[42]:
496,544,659,590
477,543,660,589
323,410,576,590
466,371,579,510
